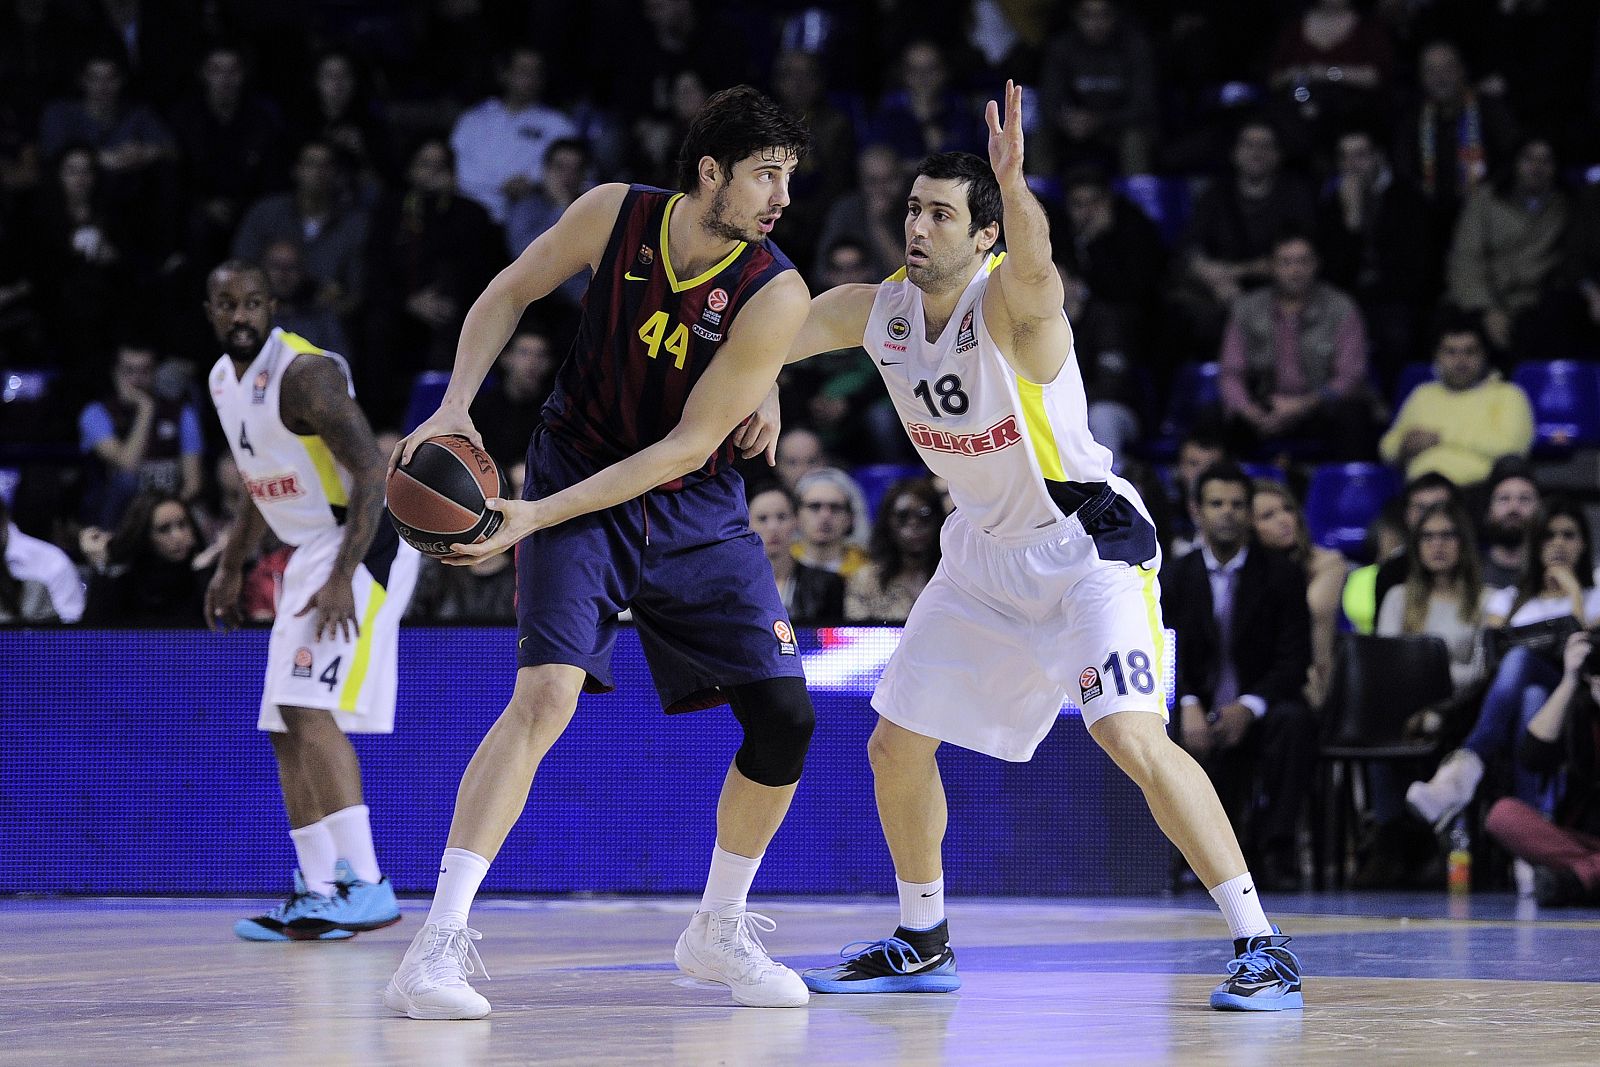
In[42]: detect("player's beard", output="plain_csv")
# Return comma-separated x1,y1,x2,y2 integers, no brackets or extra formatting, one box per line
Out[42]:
905,247,969,295
224,325,266,363
705,180,761,244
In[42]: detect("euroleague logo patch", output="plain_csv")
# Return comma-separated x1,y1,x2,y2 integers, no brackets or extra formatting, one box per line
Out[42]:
955,309,977,353
708,288,729,312
251,371,270,404
887,316,911,342
1079,666,1103,703
292,647,314,679
773,619,797,656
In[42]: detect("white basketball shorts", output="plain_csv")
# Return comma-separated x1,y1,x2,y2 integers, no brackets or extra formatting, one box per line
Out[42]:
872,493,1169,762
259,524,419,733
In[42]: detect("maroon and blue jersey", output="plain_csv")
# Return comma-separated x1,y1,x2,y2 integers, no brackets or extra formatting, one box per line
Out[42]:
541,185,796,490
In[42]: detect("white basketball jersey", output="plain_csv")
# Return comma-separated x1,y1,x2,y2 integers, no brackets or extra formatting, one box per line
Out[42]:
865,254,1117,538
208,327,356,548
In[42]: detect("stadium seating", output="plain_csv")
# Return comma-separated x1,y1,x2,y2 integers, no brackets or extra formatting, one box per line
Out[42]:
1241,462,1286,483
0,368,58,442
1510,360,1600,453
1142,361,1220,460
1303,462,1401,556
401,371,454,435
1315,632,1453,887
851,461,929,522
1391,362,1434,409
1114,174,1194,246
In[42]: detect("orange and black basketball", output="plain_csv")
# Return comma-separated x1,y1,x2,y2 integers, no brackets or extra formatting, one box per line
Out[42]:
386,435,506,557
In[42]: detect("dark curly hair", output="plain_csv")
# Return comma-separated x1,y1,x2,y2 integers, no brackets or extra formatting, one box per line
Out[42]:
675,85,810,194
915,151,1003,236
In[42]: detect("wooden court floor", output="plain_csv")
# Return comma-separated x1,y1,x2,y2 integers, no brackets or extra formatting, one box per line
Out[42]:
3,893,1597,1066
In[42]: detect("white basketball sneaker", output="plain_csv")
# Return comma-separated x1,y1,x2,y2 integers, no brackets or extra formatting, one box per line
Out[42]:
384,920,492,1020
674,907,809,1007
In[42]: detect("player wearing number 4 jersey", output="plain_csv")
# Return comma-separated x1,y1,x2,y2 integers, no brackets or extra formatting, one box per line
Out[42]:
784,83,1304,1011
203,261,418,943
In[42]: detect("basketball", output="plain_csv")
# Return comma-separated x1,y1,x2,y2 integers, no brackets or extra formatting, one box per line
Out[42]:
386,435,506,557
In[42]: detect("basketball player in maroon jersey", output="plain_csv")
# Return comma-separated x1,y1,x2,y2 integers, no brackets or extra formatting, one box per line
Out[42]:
385,86,817,1017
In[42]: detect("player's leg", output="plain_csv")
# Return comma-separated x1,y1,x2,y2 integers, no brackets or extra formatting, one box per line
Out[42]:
445,663,585,860
385,663,585,1020
1062,509,1303,1011
1091,713,1301,1010
232,715,355,942
276,545,417,938
804,716,961,994
804,535,1016,997
673,677,813,1007
269,705,402,937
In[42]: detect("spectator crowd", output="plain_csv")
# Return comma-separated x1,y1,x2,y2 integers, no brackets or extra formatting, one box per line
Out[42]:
3,0,1600,906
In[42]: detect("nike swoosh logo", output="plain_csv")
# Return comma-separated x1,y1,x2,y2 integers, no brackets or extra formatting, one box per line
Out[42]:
1243,886,1253,895
879,360,902,366
625,271,648,281
920,891,939,897
901,953,945,973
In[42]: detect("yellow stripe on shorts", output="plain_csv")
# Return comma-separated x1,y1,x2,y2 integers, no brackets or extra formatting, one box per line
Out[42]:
1140,564,1168,709
338,581,386,712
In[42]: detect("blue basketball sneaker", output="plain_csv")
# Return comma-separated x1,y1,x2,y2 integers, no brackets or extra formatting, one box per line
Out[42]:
286,859,402,938
1209,927,1304,1011
803,921,961,994
233,871,354,942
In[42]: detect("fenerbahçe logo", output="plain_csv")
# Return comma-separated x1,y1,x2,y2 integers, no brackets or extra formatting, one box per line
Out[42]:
887,316,910,342
636,244,653,265
772,619,797,656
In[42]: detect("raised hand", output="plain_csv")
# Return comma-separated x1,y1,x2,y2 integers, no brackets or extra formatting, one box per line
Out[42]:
985,79,1025,185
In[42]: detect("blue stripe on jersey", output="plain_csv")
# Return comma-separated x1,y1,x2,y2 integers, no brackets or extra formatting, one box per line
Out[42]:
541,185,793,490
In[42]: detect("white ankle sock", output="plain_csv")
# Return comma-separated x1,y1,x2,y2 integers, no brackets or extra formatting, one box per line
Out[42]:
322,804,381,883
897,876,945,931
427,847,490,926
1209,872,1272,940
289,822,339,896
699,845,762,914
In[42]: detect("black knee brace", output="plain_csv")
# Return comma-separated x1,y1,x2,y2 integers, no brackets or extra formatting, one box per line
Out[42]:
726,677,816,787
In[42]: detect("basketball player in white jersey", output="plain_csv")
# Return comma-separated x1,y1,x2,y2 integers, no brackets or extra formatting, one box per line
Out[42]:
786,84,1304,1010
203,260,420,942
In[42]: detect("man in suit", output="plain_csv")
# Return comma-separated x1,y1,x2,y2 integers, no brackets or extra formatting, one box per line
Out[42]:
1164,463,1316,889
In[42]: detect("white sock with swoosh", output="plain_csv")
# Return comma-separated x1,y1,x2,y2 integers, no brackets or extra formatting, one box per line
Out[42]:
1210,872,1272,940
897,875,945,932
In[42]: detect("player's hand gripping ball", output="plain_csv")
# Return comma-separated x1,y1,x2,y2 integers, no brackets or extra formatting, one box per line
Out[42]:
387,435,507,557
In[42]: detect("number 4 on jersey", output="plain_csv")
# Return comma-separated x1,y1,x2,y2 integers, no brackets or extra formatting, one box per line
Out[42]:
237,422,255,456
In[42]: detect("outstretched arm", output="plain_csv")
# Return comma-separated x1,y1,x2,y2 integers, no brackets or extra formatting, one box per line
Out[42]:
446,272,812,563
982,80,1071,385
784,283,878,365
